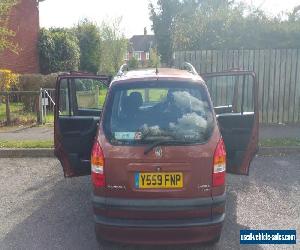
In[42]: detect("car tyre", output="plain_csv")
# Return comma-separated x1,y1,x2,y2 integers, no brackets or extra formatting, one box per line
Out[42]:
208,233,221,246
95,226,129,249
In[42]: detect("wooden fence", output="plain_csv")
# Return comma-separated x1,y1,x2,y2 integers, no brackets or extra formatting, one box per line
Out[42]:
174,49,300,124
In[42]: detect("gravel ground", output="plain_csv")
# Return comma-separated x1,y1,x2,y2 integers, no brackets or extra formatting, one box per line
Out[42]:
0,155,299,250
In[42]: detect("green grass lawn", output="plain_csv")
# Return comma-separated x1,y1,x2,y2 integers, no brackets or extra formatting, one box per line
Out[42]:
127,88,168,102
0,140,54,148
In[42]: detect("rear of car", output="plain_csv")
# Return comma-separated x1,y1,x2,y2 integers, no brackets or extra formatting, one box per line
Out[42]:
91,75,226,245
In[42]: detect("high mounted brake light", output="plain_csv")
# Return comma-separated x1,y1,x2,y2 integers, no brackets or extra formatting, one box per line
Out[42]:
91,140,105,188
212,138,226,187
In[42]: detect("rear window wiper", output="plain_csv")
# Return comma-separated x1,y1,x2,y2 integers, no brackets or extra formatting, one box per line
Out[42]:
144,140,193,155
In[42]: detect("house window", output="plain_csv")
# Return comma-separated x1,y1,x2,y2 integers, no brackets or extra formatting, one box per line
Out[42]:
133,52,142,61
146,52,150,60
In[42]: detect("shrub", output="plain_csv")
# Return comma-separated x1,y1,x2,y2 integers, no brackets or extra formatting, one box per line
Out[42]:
19,73,58,111
38,28,80,74
127,57,139,70
0,69,19,91
19,73,58,91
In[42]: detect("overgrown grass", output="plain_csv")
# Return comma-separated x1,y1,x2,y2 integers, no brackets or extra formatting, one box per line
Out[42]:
0,140,54,148
0,102,36,125
99,89,107,107
0,102,54,126
0,102,24,120
259,138,300,147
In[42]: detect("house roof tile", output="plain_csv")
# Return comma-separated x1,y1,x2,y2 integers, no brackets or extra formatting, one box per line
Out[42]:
129,35,156,52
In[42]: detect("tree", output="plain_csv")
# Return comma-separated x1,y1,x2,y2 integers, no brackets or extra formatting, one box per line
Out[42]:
148,48,160,67
149,0,181,65
0,0,19,54
157,0,300,51
75,19,102,73
38,28,80,74
289,5,300,21
99,18,128,75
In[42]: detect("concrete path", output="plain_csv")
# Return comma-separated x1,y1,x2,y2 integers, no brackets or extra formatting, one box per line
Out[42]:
0,126,53,141
0,124,299,141
259,124,300,140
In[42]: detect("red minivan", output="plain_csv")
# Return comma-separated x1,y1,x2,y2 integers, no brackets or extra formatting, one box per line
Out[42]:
54,64,258,245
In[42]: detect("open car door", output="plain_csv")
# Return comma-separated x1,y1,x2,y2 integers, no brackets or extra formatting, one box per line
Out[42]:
54,74,111,177
203,71,259,175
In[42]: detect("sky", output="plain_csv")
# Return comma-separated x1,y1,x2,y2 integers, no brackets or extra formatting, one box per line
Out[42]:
39,0,300,38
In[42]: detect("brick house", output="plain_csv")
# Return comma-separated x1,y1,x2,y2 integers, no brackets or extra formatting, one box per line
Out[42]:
0,0,40,73
126,30,156,66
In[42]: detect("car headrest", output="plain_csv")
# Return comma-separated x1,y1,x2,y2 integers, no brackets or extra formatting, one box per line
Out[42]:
129,92,143,107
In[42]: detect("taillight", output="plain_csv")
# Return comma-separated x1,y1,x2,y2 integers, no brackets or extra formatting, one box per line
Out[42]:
212,138,226,187
91,140,105,188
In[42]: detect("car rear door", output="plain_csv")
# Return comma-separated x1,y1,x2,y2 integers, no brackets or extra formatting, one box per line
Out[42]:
202,71,259,175
54,74,110,177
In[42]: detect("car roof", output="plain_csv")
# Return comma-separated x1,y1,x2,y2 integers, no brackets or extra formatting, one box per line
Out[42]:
112,68,205,85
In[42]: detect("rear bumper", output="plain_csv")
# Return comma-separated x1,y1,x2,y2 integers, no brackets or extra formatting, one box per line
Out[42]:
92,193,225,211
95,213,225,228
95,218,223,245
92,194,226,245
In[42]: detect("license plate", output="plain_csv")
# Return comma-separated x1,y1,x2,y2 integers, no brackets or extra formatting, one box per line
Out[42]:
135,172,183,189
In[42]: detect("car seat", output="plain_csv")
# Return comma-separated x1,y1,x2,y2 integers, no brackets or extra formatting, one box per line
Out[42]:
122,92,143,119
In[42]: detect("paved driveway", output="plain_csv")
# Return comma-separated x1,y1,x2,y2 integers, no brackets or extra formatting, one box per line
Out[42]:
0,155,299,249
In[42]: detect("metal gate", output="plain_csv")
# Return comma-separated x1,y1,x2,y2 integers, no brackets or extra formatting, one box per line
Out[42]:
40,88,55,124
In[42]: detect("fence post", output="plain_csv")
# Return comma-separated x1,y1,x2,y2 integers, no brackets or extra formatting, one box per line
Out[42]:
38,88,43,124
5,93,11,125
43,90,47,124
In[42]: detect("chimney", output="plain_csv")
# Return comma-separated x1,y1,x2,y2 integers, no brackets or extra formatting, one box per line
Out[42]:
144,27,147,35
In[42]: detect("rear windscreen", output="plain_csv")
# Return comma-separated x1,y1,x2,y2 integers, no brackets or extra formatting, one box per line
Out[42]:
103,81,215,145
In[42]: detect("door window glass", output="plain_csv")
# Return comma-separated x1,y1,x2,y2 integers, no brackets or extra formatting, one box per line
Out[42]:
205,74,254,114
74,79,107,110
59,79,70,116
58,78,108,117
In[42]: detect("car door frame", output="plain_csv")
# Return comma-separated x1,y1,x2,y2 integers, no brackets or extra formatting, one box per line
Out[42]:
54,73,111,177
202,70,259,175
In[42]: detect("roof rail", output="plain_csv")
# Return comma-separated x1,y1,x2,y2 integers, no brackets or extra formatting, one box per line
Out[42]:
183,62,198,75
117,64,129,76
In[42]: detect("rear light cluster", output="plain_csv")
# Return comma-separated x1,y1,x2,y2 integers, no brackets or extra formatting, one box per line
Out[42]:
91,140,105,188
212,138,226,187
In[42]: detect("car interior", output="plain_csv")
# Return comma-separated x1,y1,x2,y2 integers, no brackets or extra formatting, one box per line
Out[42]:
205,74,256,173
57,78,108,175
